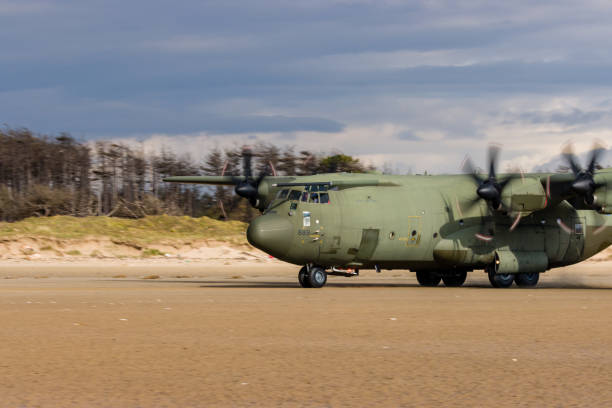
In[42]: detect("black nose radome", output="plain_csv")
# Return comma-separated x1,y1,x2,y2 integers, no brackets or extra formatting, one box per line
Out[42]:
247,215,293,258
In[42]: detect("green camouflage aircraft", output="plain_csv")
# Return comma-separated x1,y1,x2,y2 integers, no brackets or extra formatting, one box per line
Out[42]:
164,144,612,289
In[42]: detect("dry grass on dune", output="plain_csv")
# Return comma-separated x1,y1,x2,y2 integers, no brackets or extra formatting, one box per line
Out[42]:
0,215,256,260
0,215,247,244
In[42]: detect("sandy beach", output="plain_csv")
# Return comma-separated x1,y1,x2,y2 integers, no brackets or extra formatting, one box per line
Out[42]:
1,259,612,407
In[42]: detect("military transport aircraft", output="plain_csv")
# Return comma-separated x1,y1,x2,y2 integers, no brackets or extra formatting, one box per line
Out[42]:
164,144,612,289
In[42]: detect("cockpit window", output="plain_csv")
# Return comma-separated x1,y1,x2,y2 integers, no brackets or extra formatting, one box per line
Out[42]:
301,192,308,202
276,189,289,199
309,193,319,203
319,193,330,203
288,190,301,201
307,184,329,192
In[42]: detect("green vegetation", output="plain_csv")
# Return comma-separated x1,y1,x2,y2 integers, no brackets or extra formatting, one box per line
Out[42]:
319,154,370,173
0,215,248,245
142,248,164,257
90,250,104,258
0,127,371,222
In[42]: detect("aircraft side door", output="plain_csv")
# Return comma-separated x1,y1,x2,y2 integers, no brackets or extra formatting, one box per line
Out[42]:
572,216,586,259
312,187,342,263
284,188,320,263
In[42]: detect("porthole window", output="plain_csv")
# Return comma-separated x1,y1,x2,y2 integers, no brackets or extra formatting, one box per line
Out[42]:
433,232,438,238
411,230,417,236
389,231,395,240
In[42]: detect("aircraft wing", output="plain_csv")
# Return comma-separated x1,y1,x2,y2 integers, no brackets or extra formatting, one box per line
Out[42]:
163,176,244,185
273,179,400,188
164,175,400,188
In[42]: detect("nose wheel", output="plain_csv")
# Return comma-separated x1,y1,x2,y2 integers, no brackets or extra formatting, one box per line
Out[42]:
298,265,327,288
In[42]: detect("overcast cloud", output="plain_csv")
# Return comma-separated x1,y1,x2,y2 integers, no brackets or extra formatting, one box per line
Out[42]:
2,0,612,173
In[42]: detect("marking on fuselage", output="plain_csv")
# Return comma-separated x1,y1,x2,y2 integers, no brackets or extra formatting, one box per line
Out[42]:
402,216,422,247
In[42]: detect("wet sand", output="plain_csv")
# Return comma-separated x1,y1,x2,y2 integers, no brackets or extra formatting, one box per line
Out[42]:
2,261,612,407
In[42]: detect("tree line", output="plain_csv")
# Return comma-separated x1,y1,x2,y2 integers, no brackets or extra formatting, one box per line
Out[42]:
0,127,372,222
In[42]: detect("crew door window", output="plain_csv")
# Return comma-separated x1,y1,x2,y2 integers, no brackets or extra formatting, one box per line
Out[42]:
288,190,301,201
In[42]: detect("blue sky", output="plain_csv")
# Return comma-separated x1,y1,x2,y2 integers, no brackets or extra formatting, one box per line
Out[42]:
2,0,612,172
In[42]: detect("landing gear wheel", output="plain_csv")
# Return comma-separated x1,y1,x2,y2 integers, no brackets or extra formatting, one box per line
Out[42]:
442,271,467,287
308,266,327,288
416,271,441,287
298,266,311,288
515,272,539,287
488,269,514,288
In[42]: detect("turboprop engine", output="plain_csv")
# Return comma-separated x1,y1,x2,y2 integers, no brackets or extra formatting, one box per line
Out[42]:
593,175,612,214
500,177,548,214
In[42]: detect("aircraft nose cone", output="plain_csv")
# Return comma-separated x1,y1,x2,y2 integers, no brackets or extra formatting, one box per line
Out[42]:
247,215,293,258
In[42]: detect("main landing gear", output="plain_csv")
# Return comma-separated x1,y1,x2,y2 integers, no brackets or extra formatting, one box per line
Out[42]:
298,265,327,288
486,265,540,288
416,270,468,287
416,271,441,287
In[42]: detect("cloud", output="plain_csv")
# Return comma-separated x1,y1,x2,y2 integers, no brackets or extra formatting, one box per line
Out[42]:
515,108,608,126
3,0,612,173
533,147,612,173
396,130,421,141
0,1,51,15
146,35,256,53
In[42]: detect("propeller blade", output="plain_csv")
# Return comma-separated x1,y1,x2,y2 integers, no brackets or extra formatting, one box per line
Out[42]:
461,156,485,185
242,147,253,178
593,212,608,235
235,146,261,201
487,144,501,180
498,174,517,190
464,195,483,213
561,143,582,176
269,161,277,177
256,164,269,184
218,199,228,220
216,161,230,220
509,213,522,231
587,141,606,175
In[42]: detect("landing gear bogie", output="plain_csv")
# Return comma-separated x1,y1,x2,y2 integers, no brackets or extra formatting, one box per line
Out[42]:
298,266,312,288
416,271,441,287
515,272,540,287
442,270,467,287
298,265,327,288
487,266,515,288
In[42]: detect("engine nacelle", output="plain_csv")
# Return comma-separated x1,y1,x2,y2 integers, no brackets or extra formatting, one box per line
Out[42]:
501,177,547,213
593,184,612,214
494,250,548,274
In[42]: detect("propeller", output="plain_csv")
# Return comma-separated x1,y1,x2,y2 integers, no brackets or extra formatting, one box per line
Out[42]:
462,145,515,212
562,142,606,208
460,145,522,235
233,146,274,207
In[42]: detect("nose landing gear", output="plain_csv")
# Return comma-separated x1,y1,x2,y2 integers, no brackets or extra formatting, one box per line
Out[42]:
298,265,327,288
